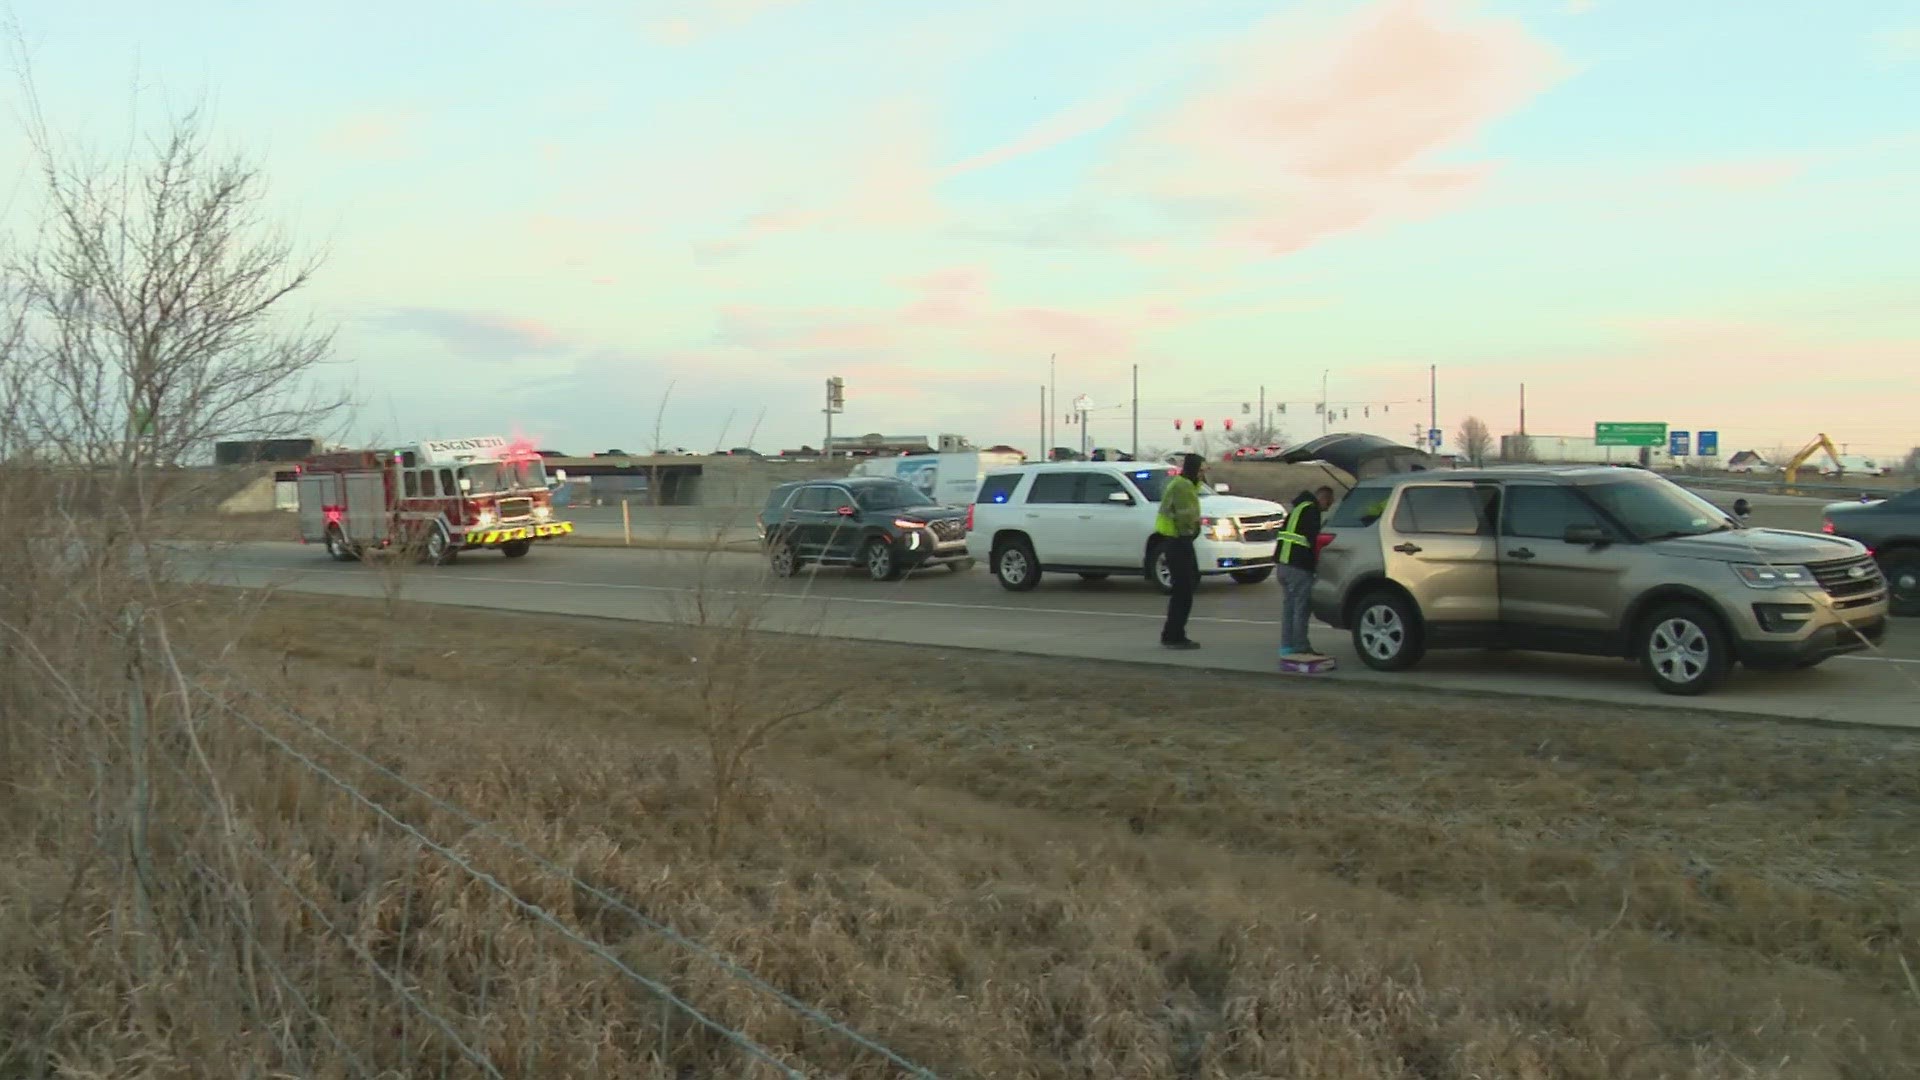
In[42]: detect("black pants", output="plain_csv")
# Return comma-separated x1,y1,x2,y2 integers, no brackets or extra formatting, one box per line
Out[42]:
1161,537,1201,643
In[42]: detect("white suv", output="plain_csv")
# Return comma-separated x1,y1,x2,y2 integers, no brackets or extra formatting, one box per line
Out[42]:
964,463,1292,593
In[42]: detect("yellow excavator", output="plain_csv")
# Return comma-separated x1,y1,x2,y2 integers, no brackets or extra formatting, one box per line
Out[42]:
1781,433,1843,489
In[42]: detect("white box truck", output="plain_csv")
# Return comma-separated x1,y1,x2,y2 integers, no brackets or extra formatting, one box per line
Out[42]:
848,450,1027,506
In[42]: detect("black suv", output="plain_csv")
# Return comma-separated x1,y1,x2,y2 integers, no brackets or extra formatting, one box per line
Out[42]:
758,477,973,581
1823,488,1920,615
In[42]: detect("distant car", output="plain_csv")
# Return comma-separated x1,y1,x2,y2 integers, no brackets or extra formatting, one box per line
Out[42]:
1312,466,1888,695
965,462,1287,594
757,478,972,581
1823,489,1920,616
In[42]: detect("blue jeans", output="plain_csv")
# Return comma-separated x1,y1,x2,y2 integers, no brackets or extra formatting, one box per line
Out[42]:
1276,564,1314,652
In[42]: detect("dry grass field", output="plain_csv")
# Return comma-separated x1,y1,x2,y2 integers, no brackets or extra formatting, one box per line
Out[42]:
6,578,1913,1079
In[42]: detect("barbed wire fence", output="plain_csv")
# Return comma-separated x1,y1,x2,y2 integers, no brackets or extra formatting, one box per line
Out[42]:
5,596,940,1080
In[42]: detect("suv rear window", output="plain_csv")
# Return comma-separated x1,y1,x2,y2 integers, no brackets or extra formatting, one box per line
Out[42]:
1328,483,1392,527
763,485,799,512
1392,485,1494,536
977,473,1021,504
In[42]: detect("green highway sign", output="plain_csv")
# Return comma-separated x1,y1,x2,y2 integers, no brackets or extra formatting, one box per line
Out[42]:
1595,422,1667,447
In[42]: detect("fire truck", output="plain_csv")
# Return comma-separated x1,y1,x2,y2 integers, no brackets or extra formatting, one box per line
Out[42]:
295,435,574,564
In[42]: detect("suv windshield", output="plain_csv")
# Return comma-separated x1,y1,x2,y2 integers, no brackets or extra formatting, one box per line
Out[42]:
1580,479,1733,541
460,457,546,494
853,481,927,511
1124,469,1215,501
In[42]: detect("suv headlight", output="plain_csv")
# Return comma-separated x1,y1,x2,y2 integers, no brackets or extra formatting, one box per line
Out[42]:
1202,516,1240,542
1731,563,1816,589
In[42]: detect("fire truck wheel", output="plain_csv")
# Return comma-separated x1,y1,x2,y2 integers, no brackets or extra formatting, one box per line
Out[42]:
500,540,532,559
324,526,358,562
422,526,455,566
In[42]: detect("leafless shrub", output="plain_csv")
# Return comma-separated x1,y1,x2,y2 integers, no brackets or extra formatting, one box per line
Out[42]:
1455,415,1493,465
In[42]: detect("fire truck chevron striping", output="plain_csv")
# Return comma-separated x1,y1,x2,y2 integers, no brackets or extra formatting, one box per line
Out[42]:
294,435,572,564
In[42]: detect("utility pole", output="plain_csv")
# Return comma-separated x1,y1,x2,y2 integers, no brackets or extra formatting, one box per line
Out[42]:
1048,353,1057,462
824,376,845,462
1258,385,1265,441
1038,384,1046,462
1519,382,1527,436
1131,364,1139,460
1429,364,1438,451
1320,370,1330,436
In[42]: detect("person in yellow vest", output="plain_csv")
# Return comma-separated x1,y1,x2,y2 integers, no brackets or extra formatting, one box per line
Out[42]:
1276,486,1336,657
1156,453,1206,649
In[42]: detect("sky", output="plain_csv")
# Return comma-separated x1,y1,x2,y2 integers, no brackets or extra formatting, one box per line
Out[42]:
4,0,1918,460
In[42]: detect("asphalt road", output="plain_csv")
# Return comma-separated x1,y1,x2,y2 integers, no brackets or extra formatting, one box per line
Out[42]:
180,540,1919,731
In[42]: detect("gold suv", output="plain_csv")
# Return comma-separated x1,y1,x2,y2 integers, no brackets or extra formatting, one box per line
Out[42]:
1309,467,1889,695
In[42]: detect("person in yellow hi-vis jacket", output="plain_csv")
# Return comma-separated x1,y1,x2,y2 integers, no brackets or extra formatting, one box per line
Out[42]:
1275,486,1336,657
1156,453,1206,649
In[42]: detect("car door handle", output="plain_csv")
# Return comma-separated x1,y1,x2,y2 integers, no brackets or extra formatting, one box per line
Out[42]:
1508,548,1536,560
1393,542,1422,554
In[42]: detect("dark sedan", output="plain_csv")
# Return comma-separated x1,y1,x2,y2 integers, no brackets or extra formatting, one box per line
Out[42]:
1823,488,1920,615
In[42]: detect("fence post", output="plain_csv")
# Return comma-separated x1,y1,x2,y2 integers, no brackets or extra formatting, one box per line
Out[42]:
622,500,632,546
122,605,156,980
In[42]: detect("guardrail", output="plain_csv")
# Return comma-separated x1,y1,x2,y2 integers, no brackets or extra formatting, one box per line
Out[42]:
1668,475,1905,501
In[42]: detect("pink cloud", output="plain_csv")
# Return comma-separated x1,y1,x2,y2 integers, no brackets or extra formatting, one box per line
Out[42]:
316,111,421,159
1116,0,1562,254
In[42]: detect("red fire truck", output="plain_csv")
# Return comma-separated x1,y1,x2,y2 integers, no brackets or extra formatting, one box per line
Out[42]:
295,435,573,564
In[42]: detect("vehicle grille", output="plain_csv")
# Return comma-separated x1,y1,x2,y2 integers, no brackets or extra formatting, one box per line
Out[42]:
496,497,533,521
1237,513,1284,544
929,519,966,542
1808,556,1884,599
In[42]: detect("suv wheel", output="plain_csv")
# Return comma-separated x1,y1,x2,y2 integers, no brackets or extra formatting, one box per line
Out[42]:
1148,543,1176,595
1639,602,1731,696
1882,550,1920,617
864,538,903,582
1352,592,1424,671
768,538,799,578
993,538,1040,592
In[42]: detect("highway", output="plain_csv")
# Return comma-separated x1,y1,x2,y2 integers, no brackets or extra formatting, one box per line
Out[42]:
181,540,1919,731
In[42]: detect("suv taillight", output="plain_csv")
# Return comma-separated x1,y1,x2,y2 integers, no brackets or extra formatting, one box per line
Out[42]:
1820,518,1834,534
965,504,974,531
1315,532,1336,553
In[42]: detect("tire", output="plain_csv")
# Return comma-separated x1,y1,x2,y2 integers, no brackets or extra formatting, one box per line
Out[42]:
1148,542,1176,596
992,537,1040,592
1351,591,1424,672
501,539,532,559
1638,602,1731,696
946,558,976,573
422,525,455,566
864,538,903,582
324,526,358,562
1231,567,1274,585
1077,572,1110,582
1881,550,1920,617
768,538,799,578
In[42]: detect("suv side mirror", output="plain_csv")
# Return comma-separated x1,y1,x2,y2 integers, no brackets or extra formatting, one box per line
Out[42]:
552,469,567,483
1106,490,1133,505
1564,523,1610,545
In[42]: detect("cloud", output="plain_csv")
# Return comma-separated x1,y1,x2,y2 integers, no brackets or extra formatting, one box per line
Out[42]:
948,92,1135,176
370,308,573,362
644,0,801,45
1869,28,1920,64
1662,157,1810,192
1108,0,1562,254
316,111,421,159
